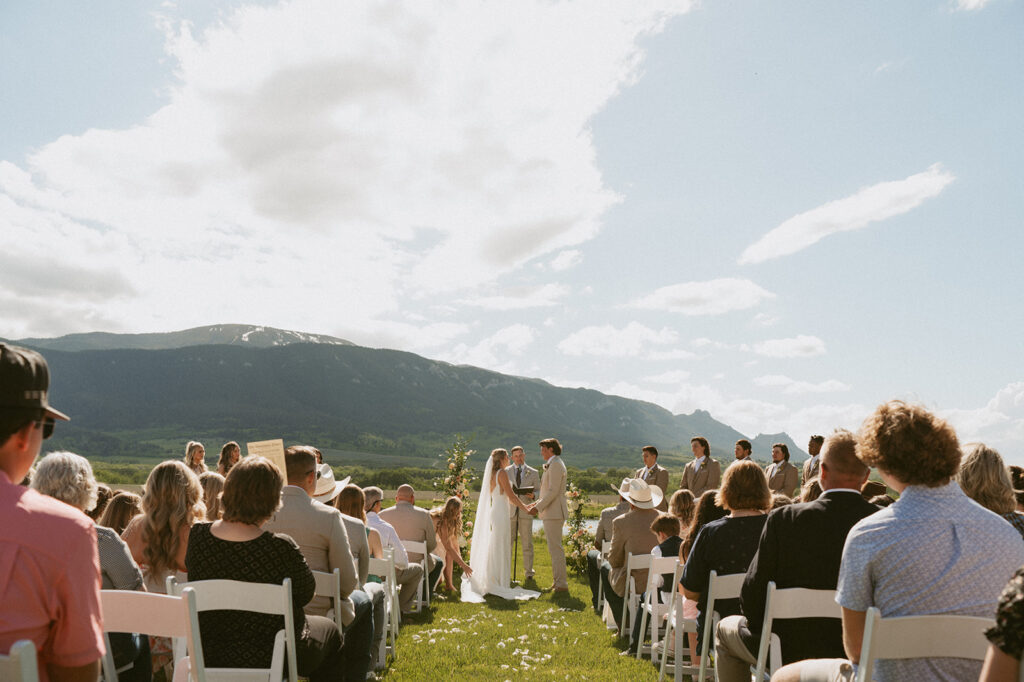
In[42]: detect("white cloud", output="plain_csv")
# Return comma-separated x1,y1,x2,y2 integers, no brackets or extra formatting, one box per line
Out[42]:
644,369,692,384
549,249,583,271
0,0,694,338
753,374,851,394
952,0,993,10
752,312,779,327
459,283,569,310
943,382,1024,462
738,163,955,265
443,323,537,372
630,278,775,315
748,335,826,358
557,321,682,358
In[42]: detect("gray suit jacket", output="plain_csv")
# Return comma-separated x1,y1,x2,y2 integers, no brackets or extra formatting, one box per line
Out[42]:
680,458,722,499
379,500,439,570
263,486,358,623
608,508,660,597
535,455,568,521
635,463,670,512
506,463,540,521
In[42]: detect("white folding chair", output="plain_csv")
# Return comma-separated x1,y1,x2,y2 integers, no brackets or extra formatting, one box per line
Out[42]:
101,588,204,682
401,539,430,612
696,570,745,682
311,568,344,632
596,540,612,613
0,641,39,682
751,583,840,681
855,606,995,682
168,577,299,682
657,563,700,682
620,552,653,638
368,547,399,664
635,556,680,660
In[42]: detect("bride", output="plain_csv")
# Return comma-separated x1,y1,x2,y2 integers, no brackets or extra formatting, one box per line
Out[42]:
461,448,541,602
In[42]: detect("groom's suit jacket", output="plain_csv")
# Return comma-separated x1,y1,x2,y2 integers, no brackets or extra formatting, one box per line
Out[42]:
535,455,568,521
634,463,669,511
506,463,540,522
765,461,800,498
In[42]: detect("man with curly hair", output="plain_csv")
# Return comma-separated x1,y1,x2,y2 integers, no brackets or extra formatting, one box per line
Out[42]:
775,401,1024,682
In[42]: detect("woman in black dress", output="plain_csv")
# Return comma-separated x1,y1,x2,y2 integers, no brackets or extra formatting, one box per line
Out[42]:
186,456,344,681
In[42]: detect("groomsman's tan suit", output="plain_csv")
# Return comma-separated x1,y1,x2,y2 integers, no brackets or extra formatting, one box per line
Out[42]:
535,453,569,590
802,455,821,485
679,457,722,499
634,463,669,512
506,461,540,578
766,460,800,497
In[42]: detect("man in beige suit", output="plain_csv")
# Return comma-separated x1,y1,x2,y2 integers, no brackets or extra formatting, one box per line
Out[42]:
379,484,443,599
634,445,669,512
802,435,824,484
600,478,662,629
527,437,569,591
506,445,540,580
263,446,372,679
766,442,800,497
679,436,722,499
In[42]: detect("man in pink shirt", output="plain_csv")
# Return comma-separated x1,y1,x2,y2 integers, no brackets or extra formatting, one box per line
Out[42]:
0,343,104,682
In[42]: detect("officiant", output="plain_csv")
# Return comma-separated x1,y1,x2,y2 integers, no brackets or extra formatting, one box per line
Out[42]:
507,446,540,580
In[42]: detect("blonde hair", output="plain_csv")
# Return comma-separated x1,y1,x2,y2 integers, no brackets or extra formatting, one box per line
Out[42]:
141,460,205,582
336,484,367,521
490,448,509,471
199,471,225,521
98,491,142,535
957,443,1015,515
184,441,207,473
669,489,695,527
432,496,464,539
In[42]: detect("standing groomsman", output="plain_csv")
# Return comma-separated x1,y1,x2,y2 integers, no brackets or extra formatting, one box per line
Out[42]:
766,443,800,497
507,445,539,579
634,445,669,511
802,435,824,484
679,437,721,499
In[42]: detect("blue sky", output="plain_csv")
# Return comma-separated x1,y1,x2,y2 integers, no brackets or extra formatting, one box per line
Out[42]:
2,0,1022,459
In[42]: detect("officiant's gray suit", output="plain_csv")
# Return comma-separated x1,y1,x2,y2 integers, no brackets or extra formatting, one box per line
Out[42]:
506,462,540,578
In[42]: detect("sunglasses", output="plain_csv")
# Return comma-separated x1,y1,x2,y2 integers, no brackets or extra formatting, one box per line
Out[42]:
35,417,56,440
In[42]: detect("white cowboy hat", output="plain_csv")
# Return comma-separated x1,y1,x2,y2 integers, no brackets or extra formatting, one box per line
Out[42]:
312,463,351,503
618,478,663,510
610,477,632,497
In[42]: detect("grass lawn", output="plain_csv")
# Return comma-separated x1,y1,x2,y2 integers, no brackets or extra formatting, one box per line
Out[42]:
381,532,659,680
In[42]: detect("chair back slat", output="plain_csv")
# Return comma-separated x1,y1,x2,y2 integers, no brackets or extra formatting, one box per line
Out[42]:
0,640,40,682
753,583,840,681
101,590,193,637
697,571,746,682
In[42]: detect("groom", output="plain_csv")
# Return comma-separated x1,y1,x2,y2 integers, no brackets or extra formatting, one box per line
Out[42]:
527,438,569,592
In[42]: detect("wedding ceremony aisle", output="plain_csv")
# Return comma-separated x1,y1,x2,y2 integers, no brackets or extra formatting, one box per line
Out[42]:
383,535,656,680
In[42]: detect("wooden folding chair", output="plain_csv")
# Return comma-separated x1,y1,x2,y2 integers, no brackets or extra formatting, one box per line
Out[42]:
0,641,39,682
635,555,680,660
855,606,995,682
751,583,840,681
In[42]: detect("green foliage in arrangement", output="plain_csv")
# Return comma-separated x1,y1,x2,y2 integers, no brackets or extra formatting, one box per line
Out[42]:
564,478,594,577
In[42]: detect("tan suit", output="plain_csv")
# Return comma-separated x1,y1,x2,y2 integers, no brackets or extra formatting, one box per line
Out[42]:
379,500,439,571
608,508,659,597
535,454,568,589
679,457,722,499
802,456,820,485
263,486,358,622
767,460,800,497
594,500,631,548
506,463,540,577
635,464,670,512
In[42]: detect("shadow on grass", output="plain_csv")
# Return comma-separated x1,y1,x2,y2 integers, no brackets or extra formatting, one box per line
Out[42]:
551,591,586,611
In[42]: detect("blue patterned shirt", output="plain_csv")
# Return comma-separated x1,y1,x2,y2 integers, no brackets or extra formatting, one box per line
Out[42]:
837,481,1024,681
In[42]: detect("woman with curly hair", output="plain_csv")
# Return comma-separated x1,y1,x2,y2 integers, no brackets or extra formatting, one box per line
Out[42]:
183,441,207,476
668,488,695,529
198,471,225,521
957,442,1024,540
99,490,143,535
429,496,473,591
216,441,241,477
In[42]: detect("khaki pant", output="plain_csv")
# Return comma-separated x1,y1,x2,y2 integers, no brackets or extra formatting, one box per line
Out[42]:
542,518,568,589
394,564,424,613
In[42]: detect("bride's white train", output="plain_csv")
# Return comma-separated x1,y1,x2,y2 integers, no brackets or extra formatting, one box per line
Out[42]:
461,449,541,602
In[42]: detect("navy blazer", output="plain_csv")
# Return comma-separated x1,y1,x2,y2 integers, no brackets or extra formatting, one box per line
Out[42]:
740,490,879,664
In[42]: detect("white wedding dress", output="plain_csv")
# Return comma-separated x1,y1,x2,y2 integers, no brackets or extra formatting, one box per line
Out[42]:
461,456,541,603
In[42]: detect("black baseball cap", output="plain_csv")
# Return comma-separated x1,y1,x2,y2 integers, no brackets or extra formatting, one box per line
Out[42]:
0,343,70,421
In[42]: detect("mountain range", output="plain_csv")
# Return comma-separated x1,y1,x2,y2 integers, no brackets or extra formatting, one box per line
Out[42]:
5,325,807,469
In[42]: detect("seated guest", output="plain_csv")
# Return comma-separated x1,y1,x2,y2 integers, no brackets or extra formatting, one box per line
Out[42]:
713,429,878,681
981,567,1024,681
859,480,887,500
186,456,345,681
774,401,1024,682
766,443,800,497
1009,465,1024,513
216,440,240,476
868,494,895,507
800,476,822,503
680,460,769,662
198,471,225,520
364,486,423,614
89,482,113,521
380,484,444,598
600,478,662,629
628,513,683,654
668,489,695,529
0,343,103,682
99,490,143,535
33,452,151,682
336,485,384,560
771,493,793,509
263,446,371,682
957,442,1024,540
430,496,473,591
676,490,729,668
184,440,207,476
587,479,631,613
